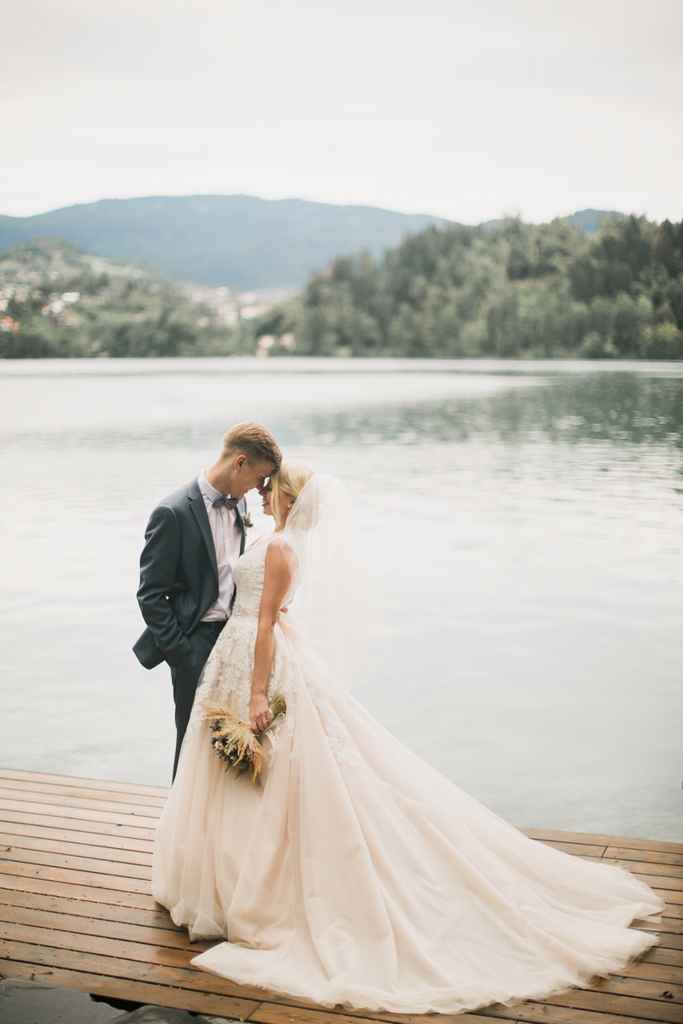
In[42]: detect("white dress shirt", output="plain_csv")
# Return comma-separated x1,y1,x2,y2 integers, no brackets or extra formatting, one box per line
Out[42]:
197,469,243,622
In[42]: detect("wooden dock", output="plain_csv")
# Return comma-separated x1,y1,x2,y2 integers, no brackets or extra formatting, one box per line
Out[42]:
0,768,681,1024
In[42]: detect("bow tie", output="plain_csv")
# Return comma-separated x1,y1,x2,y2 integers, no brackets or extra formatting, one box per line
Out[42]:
212,494,239,510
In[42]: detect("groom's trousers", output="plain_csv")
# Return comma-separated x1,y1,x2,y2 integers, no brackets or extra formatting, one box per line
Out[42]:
170,619,225,782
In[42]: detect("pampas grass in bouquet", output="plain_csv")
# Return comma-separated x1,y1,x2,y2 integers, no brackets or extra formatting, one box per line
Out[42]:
200,693,287,784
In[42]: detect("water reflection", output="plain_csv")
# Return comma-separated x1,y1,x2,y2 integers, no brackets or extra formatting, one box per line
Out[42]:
4,368,683,454
286,372,683,455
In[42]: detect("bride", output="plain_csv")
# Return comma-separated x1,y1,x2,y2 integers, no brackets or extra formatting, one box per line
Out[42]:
151,462,665,1016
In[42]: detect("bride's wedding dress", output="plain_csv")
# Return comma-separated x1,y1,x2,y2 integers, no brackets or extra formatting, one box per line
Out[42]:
152,529,664,1015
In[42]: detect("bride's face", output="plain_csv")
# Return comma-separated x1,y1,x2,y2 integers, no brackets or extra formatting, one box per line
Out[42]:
260,480,273,517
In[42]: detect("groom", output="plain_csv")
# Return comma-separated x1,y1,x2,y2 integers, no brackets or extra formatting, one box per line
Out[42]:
133,422,282,780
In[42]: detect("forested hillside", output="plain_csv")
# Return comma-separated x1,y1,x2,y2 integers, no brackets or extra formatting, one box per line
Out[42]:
0,242,242,358
256,215,683,359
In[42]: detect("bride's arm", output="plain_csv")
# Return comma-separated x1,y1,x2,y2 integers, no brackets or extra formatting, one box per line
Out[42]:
249,540,294,732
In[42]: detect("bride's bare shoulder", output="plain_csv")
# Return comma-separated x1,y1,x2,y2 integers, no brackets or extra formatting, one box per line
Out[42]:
264,533,297,573
266,533,295,557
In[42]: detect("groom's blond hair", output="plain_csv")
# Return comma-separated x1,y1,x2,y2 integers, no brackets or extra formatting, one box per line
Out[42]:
221,422,282,469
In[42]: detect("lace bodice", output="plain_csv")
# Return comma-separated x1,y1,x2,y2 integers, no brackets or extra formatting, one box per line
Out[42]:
193,536,290,722
230,535,272,620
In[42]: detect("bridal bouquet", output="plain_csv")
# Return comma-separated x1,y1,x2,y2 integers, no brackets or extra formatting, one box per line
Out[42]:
200,693,287,784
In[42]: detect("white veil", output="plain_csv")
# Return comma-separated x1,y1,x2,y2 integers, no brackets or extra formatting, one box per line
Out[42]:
281,473,377,692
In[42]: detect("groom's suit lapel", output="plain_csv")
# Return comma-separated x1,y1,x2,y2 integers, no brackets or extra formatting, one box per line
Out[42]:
187,479,219,584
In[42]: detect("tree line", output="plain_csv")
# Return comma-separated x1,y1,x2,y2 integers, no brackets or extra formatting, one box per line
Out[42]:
256,215,683,359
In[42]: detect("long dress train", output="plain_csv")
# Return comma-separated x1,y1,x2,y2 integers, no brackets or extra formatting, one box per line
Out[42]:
151,536,665,1016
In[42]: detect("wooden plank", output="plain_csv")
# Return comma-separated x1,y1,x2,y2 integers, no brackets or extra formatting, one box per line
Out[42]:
0,845,152,880
0,919,212,970
0,798,158,829
637,920,683,938
646,947,683,967
0,829,152,864
0,887,180,930
0,777,166,808
601,835,683,857
540,986,683,1023
643,929,683,950
248,1005,384,1024
0,860,150,895
0,768,168,798
0,807,156,841
607,847,683,868
0,820,153,854
594,973,683,1003
0,869,161,911
0,959,259,1020
431,965,683,1012
622,960,683,984
246,1003,497,1024
612,865,676,891
660,902,683,918
0,903,211,953
611,860,683,882
0,787,162,820
526,828,683,856
479,1000,673,1024
0,937,263,1002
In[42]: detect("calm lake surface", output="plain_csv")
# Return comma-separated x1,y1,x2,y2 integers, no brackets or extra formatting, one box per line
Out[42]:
1,357,682,840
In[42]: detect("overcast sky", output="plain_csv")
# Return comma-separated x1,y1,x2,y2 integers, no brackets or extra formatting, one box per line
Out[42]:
2,0,681,223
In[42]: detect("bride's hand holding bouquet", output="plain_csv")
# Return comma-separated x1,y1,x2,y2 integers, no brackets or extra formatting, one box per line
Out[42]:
249,690,274,733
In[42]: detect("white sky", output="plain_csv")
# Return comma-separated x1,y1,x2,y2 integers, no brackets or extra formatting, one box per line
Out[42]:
2,0,682,222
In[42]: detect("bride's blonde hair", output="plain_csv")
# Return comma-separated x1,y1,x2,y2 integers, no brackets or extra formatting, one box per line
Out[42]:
270,460,314,528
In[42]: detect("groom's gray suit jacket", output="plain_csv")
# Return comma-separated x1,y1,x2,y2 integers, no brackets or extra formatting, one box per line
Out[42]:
133,478,247,670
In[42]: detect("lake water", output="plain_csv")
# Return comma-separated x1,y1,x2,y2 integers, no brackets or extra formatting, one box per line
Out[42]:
1,357,682,841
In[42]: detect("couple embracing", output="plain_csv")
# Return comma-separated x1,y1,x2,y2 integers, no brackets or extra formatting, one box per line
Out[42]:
133,421,664,1016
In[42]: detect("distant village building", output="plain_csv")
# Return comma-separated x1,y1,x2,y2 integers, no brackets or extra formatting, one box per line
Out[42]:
0,315,19,334
41,291,82,323
256,334,275,357
256,332,296,357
